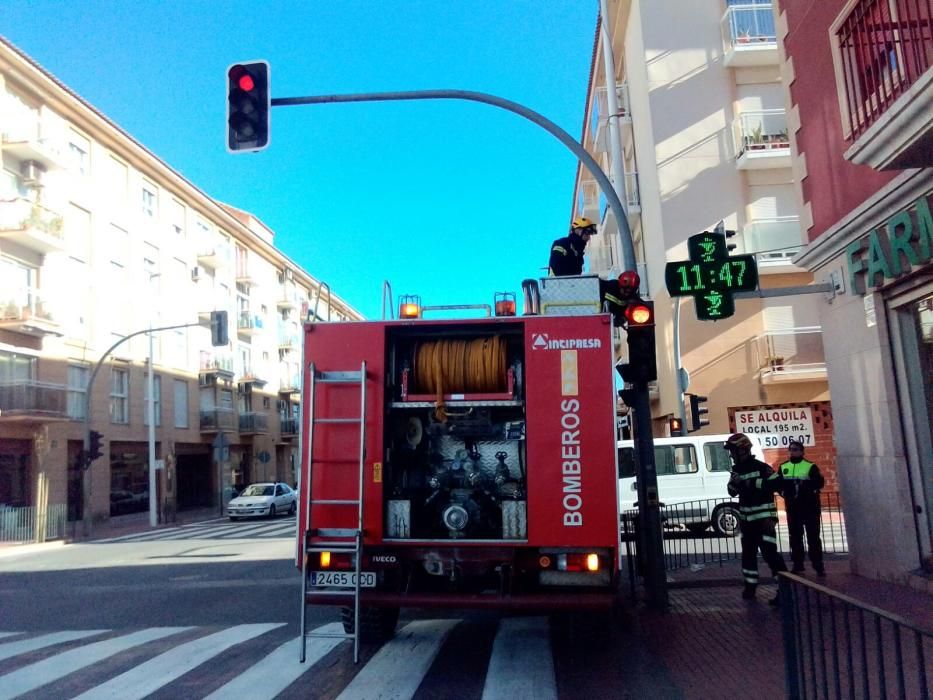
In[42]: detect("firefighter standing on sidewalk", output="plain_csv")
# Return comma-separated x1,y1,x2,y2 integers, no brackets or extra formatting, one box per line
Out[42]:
779,440,825,575
548,217,596,276
725,433,787,604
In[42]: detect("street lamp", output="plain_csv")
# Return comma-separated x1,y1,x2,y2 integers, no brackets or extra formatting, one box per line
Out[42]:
147,271,161,528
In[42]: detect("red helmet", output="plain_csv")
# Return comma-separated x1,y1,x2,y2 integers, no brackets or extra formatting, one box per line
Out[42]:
618,270,640,290
724,433,753,453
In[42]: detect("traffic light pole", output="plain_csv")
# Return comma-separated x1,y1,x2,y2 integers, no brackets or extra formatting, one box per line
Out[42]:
81,321,198,538
631,381,669,610
270,89,637,272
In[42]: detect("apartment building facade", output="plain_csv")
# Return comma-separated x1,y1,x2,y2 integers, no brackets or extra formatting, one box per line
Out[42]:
575,0,836,476
775,0,931,582
0,37,361,526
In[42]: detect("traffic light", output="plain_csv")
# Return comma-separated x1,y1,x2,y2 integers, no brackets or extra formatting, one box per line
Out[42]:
226,61,270,153
86,430,104,467
725,229,737,252
210,310,229,347
618,299,657,384
669,417,683,435
688,394,710,432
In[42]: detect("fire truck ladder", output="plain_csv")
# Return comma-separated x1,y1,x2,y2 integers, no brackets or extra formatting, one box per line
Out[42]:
300,362,368,664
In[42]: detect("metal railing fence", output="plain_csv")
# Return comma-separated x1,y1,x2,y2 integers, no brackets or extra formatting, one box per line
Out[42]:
0,503,68,543
780,574,931,699
622,492,848,583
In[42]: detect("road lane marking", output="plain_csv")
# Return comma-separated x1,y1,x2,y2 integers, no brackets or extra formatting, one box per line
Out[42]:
481,617,557,700
0,630,108,662
203,623,344,700
336,619,459,700
0,627,192,700
72,623,285,700
0,632,22,640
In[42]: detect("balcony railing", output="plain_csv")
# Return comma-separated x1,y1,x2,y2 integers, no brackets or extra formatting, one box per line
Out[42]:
590,83,632,152
742,216,803,265
199,408,237,432
837,0,933,141
237,312,263,335
199,352,234,374
239,412,269,434
281,417,299,436
0,380,68,419
0,287,61,336
732,110,791,168
0,198,65,253
1,123,67,169
721,4,778,66
754,327,827,382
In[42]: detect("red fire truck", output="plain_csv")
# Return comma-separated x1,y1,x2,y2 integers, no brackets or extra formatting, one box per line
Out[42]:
297,284,622,661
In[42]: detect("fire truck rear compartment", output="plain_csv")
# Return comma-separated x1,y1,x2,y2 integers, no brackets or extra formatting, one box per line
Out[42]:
384,324,528,542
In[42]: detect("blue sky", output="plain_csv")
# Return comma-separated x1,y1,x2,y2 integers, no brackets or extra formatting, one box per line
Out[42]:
2,1,597,319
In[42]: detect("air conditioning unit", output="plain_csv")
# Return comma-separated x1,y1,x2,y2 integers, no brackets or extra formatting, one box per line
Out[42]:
191,266,202,282
20,160,46,186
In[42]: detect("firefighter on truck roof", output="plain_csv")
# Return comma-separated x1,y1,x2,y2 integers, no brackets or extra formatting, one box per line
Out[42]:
549,217,597,276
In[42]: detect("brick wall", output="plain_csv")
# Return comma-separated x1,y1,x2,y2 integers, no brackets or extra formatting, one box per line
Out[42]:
728,400,838,495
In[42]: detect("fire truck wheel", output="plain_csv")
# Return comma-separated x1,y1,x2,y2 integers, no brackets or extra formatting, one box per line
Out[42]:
341,606,400,643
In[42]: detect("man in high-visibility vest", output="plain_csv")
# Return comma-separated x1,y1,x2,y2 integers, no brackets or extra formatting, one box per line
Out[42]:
779,440,826,576
725,433,787,604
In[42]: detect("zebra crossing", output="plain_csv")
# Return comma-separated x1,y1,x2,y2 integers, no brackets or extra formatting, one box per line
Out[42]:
0,617,560,700
92,515,297,543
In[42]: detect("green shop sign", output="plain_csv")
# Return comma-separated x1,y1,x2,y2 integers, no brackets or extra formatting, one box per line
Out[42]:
847,192,933,295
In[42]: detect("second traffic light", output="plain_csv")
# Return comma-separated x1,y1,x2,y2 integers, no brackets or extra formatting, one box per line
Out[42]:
85,430,104,468
687,393,710,432
227,61,270,153
618,299,657,385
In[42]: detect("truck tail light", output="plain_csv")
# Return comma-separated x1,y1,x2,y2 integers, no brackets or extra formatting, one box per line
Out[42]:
555,552,601,572
585,553,600,572
319,551,331,568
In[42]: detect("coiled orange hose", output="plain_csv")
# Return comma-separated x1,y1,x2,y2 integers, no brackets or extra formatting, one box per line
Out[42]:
412,336,507,421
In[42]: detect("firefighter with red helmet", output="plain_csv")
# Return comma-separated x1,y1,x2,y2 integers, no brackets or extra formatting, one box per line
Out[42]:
549,217,596,276
600,270,641,322
725,432,787,604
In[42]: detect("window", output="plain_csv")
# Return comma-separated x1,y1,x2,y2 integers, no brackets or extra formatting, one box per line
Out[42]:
141,182,157,218
107,157,128,200
173,379,189,428
110,367,129,424
0,351,36,382
110,224,129,263
705,443,735,472
655,445,698,476
66,204,92,260
67,364,88,420
171,199,186,237
69,130,90,175
143,375,161,427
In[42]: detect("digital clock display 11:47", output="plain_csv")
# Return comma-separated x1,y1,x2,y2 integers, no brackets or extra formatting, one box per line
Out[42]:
664,231,759,321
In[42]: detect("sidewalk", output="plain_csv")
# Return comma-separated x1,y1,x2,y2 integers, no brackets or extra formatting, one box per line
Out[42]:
626,557,932,699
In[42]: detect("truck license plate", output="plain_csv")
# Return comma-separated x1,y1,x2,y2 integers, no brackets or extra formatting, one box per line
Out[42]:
309,571,376,588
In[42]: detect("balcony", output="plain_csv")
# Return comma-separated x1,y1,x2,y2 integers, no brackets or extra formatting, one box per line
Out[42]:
277,282,302,310
278,330,300,350
838,0,933,169
279,374,301,393
235,262,258,286
732,110,791,169
239,412,269,435
590,83,632,153
281,417,299,437
742,216,804,271
236,312,263,338
196,241,231,270
1,126,67,170
0,199,66,254
720,3,778,67
0,380,68,422
754,327,827,385
199,407,237,433
199,352,235,378
0,288,62,337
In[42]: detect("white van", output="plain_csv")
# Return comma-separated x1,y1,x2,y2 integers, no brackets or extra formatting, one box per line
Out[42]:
618,434,766,536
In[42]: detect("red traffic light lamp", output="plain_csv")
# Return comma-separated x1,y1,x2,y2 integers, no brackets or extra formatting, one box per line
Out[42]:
227,61,270,153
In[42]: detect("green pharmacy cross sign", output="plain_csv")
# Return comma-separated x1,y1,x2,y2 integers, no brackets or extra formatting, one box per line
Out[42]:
664,231,759,320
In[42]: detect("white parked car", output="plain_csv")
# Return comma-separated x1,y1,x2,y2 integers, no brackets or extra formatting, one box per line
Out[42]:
227,482,297,520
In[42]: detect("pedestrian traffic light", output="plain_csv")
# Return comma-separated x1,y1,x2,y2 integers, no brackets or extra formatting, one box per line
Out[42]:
226,61,270,153
618,299,657,384
669,417,683,435
86,430,104,467
210,310,229,347
688,394,710,432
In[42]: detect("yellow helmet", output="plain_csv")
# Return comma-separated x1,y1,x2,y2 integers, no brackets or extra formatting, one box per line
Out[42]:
572,217,595,230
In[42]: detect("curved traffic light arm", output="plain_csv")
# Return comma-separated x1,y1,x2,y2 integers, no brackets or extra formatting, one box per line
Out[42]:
269,89,637,272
